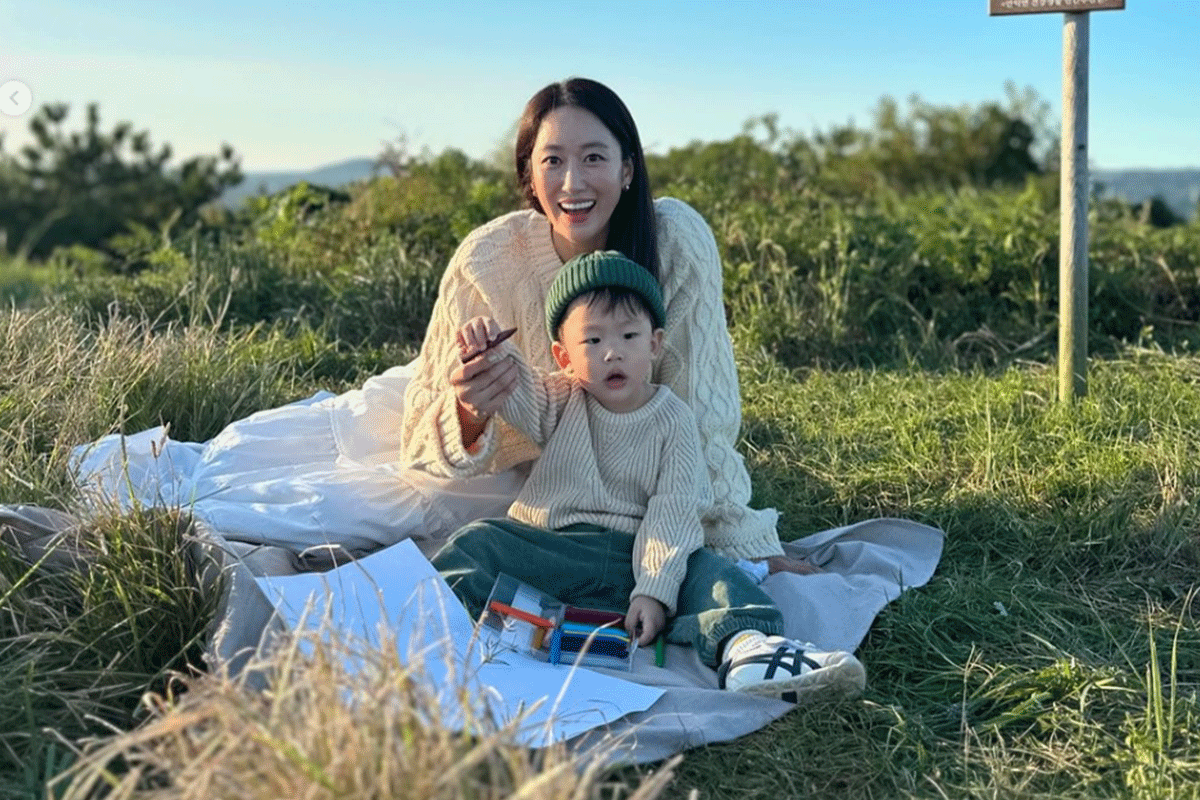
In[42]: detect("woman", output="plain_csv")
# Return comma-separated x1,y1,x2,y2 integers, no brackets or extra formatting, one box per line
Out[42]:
400,77,812,574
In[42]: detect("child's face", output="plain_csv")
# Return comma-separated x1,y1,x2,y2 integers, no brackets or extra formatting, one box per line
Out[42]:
551,295,663,413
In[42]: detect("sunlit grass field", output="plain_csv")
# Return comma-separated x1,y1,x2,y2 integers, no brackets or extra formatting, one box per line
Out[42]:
2,181,1199,798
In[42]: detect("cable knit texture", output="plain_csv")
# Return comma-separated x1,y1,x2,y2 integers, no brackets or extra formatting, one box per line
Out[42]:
400,198,784,561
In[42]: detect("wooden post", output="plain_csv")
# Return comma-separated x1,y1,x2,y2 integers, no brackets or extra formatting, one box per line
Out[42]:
989,0,1124,403
1058,12,1089,401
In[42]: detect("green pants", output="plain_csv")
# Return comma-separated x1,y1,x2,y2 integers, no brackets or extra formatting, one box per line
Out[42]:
430,518,783,667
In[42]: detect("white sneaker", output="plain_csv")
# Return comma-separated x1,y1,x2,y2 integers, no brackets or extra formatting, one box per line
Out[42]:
717,631,866,702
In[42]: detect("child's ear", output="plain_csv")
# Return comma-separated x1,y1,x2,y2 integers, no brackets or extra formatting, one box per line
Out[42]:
649,328,664,359
552,340,571,371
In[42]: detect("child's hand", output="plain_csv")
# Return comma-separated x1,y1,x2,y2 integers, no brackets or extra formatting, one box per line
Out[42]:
625,595,667,646
451,317,518,442
457,316,503,361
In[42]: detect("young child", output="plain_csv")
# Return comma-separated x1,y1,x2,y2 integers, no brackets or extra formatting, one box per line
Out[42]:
430,250,865,701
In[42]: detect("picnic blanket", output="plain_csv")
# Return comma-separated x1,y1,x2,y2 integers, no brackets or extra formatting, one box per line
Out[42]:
2,363,945,763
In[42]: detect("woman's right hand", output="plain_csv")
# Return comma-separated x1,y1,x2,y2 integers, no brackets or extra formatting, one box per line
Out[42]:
451,317,519,448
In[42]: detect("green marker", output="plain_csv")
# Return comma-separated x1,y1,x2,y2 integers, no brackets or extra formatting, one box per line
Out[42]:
655,634,665,668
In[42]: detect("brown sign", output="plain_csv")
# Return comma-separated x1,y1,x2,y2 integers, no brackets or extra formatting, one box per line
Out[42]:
989,0,1124,14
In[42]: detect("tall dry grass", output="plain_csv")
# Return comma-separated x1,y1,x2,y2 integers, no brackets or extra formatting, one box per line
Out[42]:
52,625,680,800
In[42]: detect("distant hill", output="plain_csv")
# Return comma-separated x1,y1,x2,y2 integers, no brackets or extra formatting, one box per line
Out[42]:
222,158,1200,222
221,157,376,208
1093,168,1200,222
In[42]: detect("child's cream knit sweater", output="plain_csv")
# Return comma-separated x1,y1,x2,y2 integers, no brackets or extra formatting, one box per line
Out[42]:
460,358,709,613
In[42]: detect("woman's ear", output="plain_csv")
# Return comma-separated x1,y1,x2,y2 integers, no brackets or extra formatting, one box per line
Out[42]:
552,340,571,372
622,158,634,191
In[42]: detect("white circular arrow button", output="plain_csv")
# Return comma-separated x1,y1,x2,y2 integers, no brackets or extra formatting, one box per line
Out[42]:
1,80,32,117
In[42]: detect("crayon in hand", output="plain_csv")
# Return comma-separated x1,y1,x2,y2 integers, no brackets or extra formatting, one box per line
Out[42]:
459,326,518,363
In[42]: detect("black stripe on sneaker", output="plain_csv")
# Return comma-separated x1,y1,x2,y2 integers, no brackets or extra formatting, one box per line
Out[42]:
717,658,731,689
763,644,820,679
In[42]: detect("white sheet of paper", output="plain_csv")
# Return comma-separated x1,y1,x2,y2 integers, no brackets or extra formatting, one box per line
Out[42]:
256,539,663,746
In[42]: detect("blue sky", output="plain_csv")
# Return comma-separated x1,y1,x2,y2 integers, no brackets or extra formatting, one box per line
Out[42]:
2,0,1196,172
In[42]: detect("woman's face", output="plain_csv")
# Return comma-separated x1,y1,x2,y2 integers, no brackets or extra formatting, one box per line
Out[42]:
530,105,632,262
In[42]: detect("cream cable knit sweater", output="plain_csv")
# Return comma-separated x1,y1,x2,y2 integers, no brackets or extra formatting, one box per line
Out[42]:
401,198,784,562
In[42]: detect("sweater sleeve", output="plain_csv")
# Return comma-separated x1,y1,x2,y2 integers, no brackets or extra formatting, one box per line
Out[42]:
654,199,785,560
494,343,574,448
630,402,711,615
400,236,504,479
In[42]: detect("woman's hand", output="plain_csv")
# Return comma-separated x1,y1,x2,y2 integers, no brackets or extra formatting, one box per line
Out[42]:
452,316,518,448
625,595,667,646
760,555,824,576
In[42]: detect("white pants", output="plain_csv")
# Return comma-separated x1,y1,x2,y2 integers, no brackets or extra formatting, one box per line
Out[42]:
71,363,528,557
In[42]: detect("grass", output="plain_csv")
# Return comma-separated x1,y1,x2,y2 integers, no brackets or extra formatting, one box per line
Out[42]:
609,350,1196,800
49,626,681,800
2,271,1199,798
0,506,216,798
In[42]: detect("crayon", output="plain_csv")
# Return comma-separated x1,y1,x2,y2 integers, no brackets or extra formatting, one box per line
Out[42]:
459,326,518,363
559,622,630,641
655,634,665,667
488,600,554,629
563,606,625,627
558,637,630,658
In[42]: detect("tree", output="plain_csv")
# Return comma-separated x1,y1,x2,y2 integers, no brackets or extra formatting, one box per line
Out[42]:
817,83,1051,192
0,102,242,261
349,147,518,241
647,114,820,210
1133,196,1186,228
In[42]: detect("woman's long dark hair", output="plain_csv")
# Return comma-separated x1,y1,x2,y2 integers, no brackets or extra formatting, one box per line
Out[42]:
514,78,659,280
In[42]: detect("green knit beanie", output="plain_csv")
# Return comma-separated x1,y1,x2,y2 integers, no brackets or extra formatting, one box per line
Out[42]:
544,250,665,338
